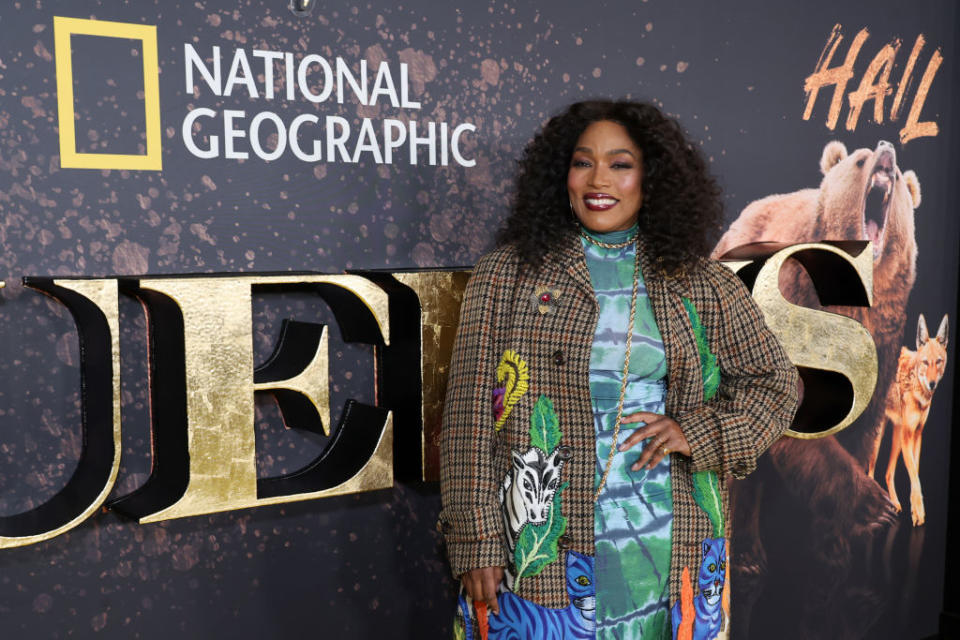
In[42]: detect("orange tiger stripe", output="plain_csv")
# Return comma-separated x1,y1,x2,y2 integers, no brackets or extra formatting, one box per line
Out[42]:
474,601,490,640
678,566,694,640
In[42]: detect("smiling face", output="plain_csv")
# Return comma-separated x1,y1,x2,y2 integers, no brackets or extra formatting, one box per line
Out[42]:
567,120,644,233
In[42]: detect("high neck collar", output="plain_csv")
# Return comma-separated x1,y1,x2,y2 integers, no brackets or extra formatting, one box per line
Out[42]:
552,230,686,295
580,223,639,245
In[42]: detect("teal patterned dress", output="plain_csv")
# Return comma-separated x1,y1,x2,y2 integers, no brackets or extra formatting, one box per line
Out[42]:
582,224,673,640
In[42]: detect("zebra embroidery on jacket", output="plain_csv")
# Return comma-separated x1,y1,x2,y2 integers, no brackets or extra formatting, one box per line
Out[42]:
498,393,570,594
500,447,564,553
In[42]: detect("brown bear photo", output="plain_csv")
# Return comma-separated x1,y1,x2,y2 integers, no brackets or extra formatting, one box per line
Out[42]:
713,140,922,638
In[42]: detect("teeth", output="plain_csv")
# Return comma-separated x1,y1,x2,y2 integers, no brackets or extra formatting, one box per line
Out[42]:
585,198,617,206
870,172,894,196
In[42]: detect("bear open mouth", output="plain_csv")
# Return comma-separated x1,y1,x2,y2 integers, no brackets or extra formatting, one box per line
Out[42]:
863,145,896,259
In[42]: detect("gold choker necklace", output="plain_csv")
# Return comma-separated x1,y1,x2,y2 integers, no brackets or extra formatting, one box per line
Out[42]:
579,229,639,249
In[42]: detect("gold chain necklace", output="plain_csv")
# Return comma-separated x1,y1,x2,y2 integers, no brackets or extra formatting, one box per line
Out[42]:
587,234,641,501
579,228,639,249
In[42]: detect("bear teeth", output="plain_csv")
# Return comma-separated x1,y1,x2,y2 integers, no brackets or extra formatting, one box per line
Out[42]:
869,172,894,198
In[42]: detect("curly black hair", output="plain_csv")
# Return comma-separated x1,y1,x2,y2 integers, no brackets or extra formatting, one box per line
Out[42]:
497,100,723,276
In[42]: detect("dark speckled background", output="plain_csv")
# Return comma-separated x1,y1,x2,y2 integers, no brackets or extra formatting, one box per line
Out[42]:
0,1,958,638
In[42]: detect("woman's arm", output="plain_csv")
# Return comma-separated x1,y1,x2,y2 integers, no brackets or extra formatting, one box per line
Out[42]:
674,262,800,479
438,250,513,578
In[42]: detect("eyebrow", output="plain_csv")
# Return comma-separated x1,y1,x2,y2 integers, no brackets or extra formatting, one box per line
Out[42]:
573,146,637,158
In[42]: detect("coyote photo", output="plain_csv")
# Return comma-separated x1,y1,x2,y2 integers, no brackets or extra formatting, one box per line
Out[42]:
869,313,949,526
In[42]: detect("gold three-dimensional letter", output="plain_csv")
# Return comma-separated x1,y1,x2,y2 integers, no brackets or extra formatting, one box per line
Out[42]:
109,275,392,522
0,279,121,548
365,271,471,482
724,242,878,438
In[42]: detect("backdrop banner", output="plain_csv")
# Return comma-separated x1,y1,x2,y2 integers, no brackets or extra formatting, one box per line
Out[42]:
0,1,956,638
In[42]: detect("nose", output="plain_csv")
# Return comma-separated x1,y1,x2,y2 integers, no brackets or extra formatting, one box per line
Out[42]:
876,140,896,164
587,164,610,188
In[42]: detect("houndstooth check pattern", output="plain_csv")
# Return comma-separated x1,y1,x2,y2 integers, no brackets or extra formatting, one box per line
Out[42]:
439,234,799,609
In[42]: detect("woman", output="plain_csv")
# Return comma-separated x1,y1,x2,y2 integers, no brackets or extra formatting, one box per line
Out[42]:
439,100,798,639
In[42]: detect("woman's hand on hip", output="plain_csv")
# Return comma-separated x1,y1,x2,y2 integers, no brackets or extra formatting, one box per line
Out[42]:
618,411,691,471
461,566,504,615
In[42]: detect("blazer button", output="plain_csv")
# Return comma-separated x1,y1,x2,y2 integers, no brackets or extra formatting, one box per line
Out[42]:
557,445,574,461
732,462,748,476
558,535,572,550
553,349,565,366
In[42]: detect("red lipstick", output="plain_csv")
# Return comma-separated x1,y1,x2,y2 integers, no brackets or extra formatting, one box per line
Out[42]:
583,192,619,211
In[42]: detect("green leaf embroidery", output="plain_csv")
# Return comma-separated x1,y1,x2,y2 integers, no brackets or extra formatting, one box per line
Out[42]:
682,297,720,402
512,481,569,593
528,395,561,454
692,470,724,537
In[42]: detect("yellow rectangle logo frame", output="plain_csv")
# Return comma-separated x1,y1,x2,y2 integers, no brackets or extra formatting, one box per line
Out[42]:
54,17,162,171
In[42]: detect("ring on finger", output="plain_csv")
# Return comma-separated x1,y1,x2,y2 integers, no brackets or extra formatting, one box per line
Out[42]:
661,446,670,456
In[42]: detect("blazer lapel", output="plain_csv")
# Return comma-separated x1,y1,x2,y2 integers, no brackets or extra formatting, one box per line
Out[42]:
640,241,701,412
553,234,596,302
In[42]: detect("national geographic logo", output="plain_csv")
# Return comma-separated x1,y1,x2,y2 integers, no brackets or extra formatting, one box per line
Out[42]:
53,17,163,171
52,15,477,170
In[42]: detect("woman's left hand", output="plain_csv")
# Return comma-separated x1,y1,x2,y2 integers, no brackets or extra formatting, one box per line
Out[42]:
617,412,691,471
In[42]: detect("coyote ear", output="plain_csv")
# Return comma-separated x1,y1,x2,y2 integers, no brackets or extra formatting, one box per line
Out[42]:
917,314,930,348
820,141,848,174
936,314,949,347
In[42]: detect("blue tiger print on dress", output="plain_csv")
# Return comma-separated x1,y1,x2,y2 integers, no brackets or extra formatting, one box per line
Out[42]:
670,537,726,640
457,551,596,640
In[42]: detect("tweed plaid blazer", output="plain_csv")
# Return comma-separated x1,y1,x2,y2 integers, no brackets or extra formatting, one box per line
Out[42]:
438,234,799,608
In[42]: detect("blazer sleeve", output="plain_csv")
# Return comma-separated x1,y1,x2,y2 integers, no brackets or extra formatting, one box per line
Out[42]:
437,250,513,578
675,262,800,479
